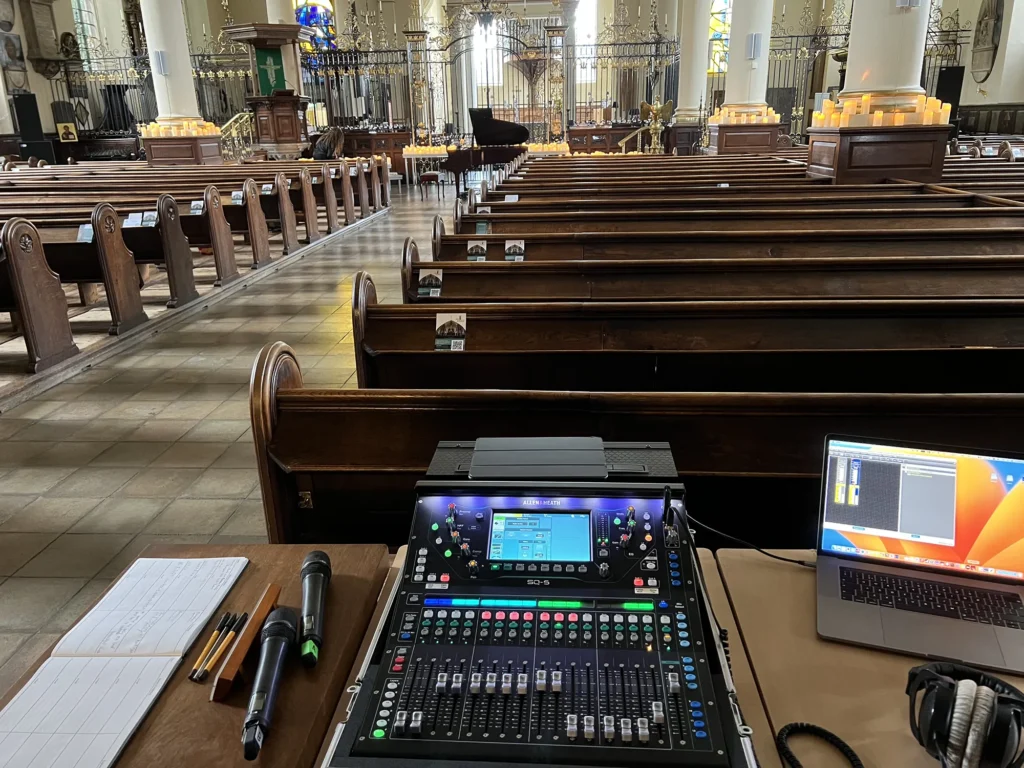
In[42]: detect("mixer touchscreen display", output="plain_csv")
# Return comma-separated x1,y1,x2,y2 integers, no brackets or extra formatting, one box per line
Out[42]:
488,512,591,561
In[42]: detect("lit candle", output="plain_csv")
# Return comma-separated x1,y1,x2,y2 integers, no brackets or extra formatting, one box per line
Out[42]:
923,109,935,125
894,113,906,126
915,94,926,113
839,112,850,128
872,110,883,127
861,94,871,114
762,115,769,123
823,99,834,115
940,104,952,124
830,112,841,128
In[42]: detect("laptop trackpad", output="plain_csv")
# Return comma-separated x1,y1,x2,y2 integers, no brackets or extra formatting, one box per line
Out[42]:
881,609,1005,667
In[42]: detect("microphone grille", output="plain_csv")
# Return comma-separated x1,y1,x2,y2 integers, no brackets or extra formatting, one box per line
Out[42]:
262,607,298,643
301,550,332,581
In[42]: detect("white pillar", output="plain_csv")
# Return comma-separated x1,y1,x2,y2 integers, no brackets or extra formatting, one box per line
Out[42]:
139,0,201,122
674,0,713,121
840,0,930,110
722,0,773,112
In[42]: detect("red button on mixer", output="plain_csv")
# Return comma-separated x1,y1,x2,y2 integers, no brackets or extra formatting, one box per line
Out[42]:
496,611,506,620
540,612,550,621
554,613,564,622
482,611,492,620
633,577,644,587
524,612,534,621
568,613,578,622
509,612,520,620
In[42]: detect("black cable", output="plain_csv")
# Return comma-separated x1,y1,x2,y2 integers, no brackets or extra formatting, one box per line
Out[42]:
776,722,865,768
686,514,817,570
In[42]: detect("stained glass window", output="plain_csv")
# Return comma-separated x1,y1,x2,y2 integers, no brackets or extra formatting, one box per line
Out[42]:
709,0,730,73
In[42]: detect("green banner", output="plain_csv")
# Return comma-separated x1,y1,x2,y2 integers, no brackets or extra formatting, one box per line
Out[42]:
255,47,285,95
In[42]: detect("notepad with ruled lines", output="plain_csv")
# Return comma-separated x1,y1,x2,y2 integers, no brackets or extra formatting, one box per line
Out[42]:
0,557,247,768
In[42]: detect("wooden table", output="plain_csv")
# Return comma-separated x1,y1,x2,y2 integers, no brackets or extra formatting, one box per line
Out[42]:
0,544,390,768
715,548,1024,767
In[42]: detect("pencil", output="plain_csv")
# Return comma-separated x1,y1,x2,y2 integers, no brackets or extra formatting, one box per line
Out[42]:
189,613,232,682
197,612,249,682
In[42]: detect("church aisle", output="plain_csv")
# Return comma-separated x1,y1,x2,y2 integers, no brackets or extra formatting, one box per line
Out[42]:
0,186,449,698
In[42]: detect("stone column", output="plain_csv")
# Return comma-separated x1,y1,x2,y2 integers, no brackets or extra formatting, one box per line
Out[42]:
721,0,773,113
839,0,930,111
139,0,201,122
674,0,712,121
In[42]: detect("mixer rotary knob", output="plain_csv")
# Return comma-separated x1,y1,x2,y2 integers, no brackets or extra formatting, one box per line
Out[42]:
460,542,471,559
468,559,479,575
598,563,610,579
627,506,636,522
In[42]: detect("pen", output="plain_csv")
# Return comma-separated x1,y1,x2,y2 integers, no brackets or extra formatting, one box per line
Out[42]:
189,613,233,682
198,612,249,682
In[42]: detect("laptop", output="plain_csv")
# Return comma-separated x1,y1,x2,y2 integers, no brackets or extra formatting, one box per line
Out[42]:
816,435,1024,674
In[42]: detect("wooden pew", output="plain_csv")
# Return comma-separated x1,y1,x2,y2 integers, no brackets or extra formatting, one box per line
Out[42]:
430,216,1024,260
352,271,1024,394
400,237,1024,303
454,203,1024,235
0,218,80,372
250,341,1024,546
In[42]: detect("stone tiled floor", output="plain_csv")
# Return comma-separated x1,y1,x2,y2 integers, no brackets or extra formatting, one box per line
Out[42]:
0,185,449,699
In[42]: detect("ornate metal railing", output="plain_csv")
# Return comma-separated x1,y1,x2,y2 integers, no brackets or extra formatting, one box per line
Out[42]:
220,111,256,162
44,50,253,138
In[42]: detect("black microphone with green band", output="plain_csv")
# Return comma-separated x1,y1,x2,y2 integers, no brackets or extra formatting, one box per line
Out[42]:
299,550,331,666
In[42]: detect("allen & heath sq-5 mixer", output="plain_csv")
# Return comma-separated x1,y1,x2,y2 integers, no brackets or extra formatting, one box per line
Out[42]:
328,438,756,768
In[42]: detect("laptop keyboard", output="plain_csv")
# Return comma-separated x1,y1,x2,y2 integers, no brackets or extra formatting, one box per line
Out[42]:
839,566,1024,629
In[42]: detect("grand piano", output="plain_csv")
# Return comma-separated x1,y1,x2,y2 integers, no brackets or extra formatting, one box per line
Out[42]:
442,108,530,195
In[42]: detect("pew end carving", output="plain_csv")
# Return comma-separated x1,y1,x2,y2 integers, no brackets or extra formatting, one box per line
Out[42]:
0,218,80,372
351,270,378,388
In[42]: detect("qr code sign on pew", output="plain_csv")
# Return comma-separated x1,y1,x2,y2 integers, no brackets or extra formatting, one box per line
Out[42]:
435,313,466,351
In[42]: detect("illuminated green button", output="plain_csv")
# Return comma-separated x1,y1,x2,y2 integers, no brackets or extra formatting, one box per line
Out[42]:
372,729,386,738
431,523,439,531
613,517,621,526
444,549,452,558
490,564,500,570
554,622,563,630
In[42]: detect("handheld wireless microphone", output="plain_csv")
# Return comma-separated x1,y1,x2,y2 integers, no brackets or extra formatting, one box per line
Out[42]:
300,550,332,667
242,607,297,761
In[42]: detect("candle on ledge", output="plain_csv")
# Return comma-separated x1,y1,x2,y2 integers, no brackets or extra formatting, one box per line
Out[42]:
823,99,835,115
872,110,883,127
839,112,850,128
940,103,952,124
923,109,935,125
894,113,906,126
861,94,871,114
915,94,926,112
830,112,841,127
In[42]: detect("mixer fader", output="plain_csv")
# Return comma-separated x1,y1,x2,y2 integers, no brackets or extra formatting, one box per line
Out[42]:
330,456,754,768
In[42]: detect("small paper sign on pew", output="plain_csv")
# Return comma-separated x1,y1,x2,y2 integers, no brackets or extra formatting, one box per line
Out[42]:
418,269,442,297
261,183,274,195
477,206,491,214
231,190,244,204
475,221,491,235
1014,148,1024,160
349,167,358,176
505,240,525,261
190,200,205,214
504,194,519,202
77,224,93,243
435,312,466,351
123,212,144,228
717,183,729,188
142,211,157,227
467,240,487,261
983,146,999,157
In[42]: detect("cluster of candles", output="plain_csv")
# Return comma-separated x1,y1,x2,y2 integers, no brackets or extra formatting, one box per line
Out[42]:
811,94,953,128
138,120,221,138
708,105,781,125
526,142,570,154
403,145,451,156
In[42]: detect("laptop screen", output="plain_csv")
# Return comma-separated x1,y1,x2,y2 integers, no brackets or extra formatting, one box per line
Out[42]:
819,438,1024,583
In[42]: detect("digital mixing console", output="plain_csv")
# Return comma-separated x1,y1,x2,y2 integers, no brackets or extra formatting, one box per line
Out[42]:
329,440,755,768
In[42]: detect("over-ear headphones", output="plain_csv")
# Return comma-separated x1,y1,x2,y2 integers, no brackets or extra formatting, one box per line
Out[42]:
907,662,1024,768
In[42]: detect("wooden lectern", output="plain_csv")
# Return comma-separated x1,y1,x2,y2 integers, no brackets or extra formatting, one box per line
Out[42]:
223,23,314,159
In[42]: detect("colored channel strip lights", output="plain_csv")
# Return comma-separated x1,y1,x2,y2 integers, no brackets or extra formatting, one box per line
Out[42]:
421,598,655,611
